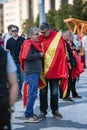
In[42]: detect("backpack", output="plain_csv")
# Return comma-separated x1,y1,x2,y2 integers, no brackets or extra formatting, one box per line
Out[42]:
0,45,9,110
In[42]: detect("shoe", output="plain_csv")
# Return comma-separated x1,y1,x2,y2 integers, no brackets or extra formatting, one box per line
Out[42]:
63,97,74,101
73,95,82,99
24,117,39,123
33,114,37,119
53,111,63,119
37,112,46,121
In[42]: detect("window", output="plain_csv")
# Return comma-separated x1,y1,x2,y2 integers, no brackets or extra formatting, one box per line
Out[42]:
29,0,33,17
61,0,68,5
50,0,55,9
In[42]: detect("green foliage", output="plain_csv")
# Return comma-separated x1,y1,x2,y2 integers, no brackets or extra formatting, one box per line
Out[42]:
72,0,83,19
46,10,57,30
82,1,87,21
35,15,39,27
55,4,73,30
35,10,57,30
22,0,87,33
22,17,34,34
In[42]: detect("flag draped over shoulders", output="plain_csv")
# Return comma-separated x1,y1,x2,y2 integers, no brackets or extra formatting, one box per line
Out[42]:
19,39,42,72
41,31,68,79
67,42,84,79
40,31,68,98
19,40,46,107
71,51,84,78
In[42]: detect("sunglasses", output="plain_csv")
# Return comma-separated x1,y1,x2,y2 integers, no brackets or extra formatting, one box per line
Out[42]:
40,30,48,34
12,30,18,33
32,33,39,35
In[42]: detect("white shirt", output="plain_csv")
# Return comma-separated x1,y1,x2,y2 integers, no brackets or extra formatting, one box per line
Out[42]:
7,52,17,73
82,36,87,51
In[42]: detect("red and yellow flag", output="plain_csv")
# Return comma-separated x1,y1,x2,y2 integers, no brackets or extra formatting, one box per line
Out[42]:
40,31,68,98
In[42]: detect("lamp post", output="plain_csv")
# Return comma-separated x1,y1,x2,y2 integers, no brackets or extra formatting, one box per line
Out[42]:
38,0,46,26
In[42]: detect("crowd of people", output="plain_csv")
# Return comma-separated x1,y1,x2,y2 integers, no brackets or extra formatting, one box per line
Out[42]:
0,22,86,129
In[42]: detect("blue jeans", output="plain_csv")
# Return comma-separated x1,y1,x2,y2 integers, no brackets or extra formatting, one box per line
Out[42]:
24,74,39,118
16,64,24,96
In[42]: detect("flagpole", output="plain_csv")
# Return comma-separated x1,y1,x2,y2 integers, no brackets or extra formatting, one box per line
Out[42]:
38,0,46,26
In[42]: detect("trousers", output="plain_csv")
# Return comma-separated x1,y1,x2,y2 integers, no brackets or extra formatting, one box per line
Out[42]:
39,79,59,114
0,109,11,130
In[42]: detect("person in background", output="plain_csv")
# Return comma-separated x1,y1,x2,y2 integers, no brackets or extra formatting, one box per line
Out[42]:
21,34,26,39
6,25,25,99
81,32,87,68
63,31,83,101
0,33,4,47
19,27,43,123
4,24,13,50
37,22,68,120
0,44,18,130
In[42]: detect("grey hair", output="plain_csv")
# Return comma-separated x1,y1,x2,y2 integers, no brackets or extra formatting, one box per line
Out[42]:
27,27,39,38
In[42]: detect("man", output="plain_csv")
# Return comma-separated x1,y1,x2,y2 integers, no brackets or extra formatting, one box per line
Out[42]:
38,22,68,120
63,31,83,101
19,27,43,123
0,45,18,130
4,24,13,50
6,25,25,99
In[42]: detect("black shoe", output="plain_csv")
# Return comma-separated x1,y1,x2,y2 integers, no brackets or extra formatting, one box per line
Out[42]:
63,97,74,101
37,112,46,121
53,111,63,119
73,95,82,99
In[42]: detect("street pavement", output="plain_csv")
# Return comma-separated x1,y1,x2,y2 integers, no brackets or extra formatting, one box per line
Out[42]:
12,69,87,130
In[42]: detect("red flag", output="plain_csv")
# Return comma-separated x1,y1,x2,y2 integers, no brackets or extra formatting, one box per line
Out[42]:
19,40,46,107
22,82,28,107
19,39,42,72
71,51,84,79
40,31,68,98
60,78,68,98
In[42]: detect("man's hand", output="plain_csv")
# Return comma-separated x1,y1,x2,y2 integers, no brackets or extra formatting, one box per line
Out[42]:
40,52,44,57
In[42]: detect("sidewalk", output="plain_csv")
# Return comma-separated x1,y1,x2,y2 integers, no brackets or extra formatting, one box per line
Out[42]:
12,69,87,130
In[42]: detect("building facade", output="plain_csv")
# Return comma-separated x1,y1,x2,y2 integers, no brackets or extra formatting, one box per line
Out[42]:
4,0,26,34
3,0,74,34
0,4,3,33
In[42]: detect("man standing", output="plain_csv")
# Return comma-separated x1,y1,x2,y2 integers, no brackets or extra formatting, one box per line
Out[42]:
38,22,68,120
4,24,13,50
6,25,25,99
19,27,43,122
63,31,83,100
0,45,18,130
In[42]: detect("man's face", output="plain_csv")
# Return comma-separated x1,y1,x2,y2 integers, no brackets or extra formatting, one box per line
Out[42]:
11,27,19,37
64,31,73,42
40,29,50,38
31,30,39,42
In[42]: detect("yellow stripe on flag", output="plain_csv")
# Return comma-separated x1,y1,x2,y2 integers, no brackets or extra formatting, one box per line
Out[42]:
44,31,61,75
